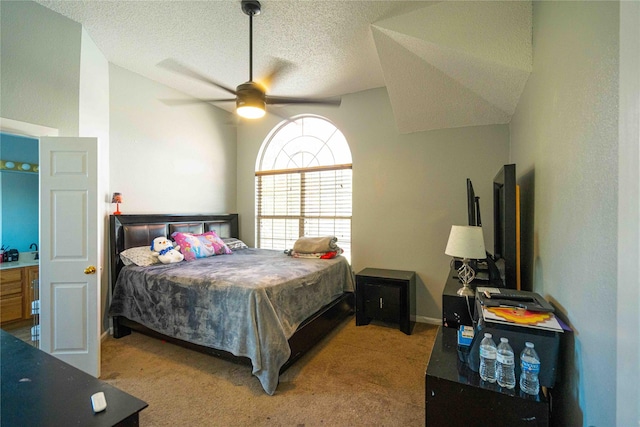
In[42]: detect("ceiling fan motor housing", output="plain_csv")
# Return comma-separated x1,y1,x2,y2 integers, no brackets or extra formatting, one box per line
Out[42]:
161,0,340,118
236,81,266,118
237,82,266,106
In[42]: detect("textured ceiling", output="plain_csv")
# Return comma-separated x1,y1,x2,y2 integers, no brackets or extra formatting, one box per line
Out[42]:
34,0,531,134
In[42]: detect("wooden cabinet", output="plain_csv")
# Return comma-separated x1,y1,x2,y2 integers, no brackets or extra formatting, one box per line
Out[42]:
0,266,38,325
355,268,416,335
1,269,24,323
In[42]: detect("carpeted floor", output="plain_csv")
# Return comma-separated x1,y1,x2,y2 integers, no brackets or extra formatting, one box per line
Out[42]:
100,317,438,426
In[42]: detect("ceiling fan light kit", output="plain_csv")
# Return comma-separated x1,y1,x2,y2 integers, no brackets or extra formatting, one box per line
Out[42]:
161,0,340,119
237,82,266,119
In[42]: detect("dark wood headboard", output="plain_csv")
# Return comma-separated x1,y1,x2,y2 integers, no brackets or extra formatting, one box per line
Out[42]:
109,213,239,292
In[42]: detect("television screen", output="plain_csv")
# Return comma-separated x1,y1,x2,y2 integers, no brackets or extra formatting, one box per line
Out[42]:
493,164,519,289
467,179,476,226
467,179,482,227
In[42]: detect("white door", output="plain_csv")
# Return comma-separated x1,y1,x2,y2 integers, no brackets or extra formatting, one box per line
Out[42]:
39,137,100,377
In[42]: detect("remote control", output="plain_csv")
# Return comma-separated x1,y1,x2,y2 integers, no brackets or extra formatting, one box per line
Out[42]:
91,392,107,413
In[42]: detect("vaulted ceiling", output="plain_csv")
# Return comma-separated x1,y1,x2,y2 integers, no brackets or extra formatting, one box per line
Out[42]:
35,0,531,134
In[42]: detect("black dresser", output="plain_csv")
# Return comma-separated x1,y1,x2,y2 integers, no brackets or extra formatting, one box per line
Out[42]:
425,327,551,426
1,330,148,426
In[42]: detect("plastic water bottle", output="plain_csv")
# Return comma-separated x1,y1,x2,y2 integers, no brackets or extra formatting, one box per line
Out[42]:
520,342,541,395
479,332,497,383
496,337,516,389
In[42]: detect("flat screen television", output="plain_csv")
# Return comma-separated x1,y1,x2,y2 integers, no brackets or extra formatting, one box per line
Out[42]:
492,164,519,289
466,179,482,226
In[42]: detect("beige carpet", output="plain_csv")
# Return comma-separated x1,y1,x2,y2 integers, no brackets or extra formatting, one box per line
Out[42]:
101,318,438,426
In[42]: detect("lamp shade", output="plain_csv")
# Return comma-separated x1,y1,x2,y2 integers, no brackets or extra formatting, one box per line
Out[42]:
111,192,123,203
445,225,486,260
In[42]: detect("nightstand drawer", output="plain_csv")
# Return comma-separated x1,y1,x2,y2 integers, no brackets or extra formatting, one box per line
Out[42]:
362,283,401,323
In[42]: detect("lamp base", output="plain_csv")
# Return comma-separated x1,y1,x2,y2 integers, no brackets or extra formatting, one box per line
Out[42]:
456,259,476,297
113,203,121,215
457,284,475,297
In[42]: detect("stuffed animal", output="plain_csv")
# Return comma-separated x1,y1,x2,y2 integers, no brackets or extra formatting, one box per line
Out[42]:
150,237,184,264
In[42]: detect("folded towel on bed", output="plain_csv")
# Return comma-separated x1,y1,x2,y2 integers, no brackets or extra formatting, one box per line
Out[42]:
293,236,339,254
292,249,343,259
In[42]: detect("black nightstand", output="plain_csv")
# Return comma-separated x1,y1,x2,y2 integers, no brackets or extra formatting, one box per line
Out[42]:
355,268,416,335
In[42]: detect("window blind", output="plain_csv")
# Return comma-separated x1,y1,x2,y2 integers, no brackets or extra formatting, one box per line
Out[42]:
256,164,352,260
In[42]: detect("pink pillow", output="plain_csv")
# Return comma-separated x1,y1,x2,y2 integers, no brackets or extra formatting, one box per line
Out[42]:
171,231,232,261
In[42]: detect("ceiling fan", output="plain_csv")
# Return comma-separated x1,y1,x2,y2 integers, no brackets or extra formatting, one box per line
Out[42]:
160,0,341,119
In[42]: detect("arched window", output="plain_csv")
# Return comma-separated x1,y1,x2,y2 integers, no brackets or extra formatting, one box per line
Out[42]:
255,115,352,260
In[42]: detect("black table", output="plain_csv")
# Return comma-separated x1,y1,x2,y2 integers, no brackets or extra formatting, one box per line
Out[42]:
425,327,551,427
1,330,148,426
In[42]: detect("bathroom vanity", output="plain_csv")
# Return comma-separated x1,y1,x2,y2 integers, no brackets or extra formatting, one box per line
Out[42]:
0,254,38,325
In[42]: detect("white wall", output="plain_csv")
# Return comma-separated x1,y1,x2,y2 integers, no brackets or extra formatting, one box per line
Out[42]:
109,64,237,214
617,1,640,425
510,2,620,425
79,28,111,332
238,87,510,322
0,1,81,135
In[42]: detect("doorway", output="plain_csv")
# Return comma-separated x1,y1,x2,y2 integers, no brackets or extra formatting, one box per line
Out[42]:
1,131,40,345
0,121,56,347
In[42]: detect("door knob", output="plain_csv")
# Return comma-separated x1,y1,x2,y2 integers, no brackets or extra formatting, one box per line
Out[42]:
84,266,96,275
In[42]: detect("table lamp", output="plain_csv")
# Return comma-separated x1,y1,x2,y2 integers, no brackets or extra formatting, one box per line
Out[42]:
445,225,486,296
111,192,123,215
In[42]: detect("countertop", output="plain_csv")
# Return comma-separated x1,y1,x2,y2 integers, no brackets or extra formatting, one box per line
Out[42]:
0,252,39,270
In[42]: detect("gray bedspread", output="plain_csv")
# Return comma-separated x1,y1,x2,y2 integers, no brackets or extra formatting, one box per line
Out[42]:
108,248,354,394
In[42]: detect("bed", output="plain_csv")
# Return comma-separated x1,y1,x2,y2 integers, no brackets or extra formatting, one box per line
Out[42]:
108,214,355,395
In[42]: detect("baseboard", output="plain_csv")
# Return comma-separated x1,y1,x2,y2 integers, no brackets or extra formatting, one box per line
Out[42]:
101,329,111,342
413,315,442,325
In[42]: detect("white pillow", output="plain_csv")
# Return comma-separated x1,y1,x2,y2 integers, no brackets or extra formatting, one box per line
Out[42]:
120,246,159,267
222,238,249,251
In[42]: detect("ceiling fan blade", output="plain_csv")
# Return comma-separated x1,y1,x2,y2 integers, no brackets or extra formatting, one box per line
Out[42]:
259,58,296,89
157,59,237,96
160,98,236,106
266,95,342,107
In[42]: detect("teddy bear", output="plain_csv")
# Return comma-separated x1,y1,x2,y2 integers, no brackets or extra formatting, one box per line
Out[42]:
150,236,184,264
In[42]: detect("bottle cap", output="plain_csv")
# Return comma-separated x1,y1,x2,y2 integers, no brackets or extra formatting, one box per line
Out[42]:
500,337,508,343
484,333,492,338
525,342,534,348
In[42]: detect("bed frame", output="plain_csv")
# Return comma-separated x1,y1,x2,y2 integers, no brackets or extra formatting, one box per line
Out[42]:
109,213,354,373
